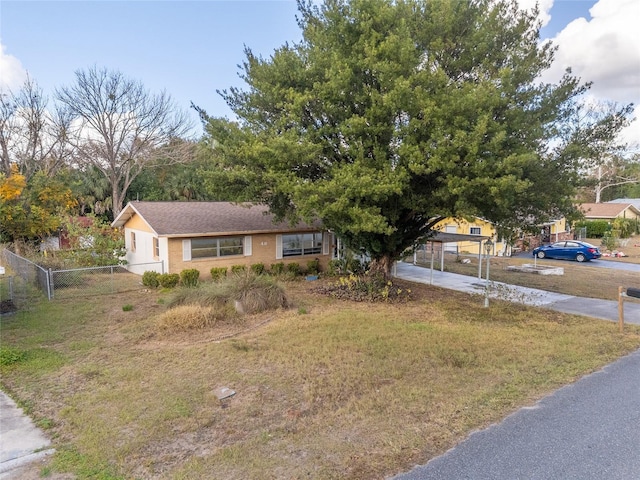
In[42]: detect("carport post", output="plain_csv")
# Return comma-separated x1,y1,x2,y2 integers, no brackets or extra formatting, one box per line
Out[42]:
430,242,434,285
618,286,624,333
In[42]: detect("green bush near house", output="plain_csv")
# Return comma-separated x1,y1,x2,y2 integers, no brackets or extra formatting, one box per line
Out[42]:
231,265,247,275
286,262,301,275
180,269,200,288
250,263,266,275
306,258,320,275
142,271,160,288
270,262,285,275
210,267,228,282
158,273,180,289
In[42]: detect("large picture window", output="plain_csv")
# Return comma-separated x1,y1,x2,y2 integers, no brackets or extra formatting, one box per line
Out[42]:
282,233,322,257
191,237,243,259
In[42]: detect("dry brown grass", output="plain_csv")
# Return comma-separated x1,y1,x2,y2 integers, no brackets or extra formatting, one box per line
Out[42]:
2,280,640,479
155,305,218,332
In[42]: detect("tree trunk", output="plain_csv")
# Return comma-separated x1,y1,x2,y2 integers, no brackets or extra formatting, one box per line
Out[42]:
369,254,394,281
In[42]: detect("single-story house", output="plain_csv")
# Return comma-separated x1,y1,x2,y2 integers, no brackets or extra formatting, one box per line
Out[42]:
578,202,640,222
111,201,334,278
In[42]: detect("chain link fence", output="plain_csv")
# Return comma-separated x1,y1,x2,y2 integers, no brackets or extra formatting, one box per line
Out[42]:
48,262,163,299
1,248,163,302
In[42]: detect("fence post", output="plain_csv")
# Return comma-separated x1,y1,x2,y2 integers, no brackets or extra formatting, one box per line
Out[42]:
618,286,624,333
48,268,54,300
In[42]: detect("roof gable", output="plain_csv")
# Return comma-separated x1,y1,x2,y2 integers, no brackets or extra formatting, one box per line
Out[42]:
578,202,640,218
112,201,320,236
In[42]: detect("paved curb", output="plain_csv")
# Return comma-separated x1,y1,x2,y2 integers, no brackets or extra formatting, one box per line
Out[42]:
0,449,55,477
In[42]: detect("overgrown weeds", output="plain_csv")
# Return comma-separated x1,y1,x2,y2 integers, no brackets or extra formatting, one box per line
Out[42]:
160,271,287,331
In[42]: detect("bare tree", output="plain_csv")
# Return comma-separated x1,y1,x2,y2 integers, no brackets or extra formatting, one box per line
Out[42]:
56,66,194,217
0,75,72,179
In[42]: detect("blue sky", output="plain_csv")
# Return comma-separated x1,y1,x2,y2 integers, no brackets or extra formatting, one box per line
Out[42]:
1,0,637,140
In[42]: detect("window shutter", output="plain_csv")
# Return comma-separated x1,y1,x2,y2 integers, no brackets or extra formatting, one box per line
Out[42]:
244,236,252,256
276,235,283,260
182,239,191,261
322,232,330,255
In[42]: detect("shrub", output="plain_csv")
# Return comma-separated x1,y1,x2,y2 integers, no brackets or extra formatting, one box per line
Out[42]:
122,304,134,312
306,258,320,275
231,264,247,275
286,262,301,275
328,259,344,276
250,263,266,275
612,217,636,238
227,271,288,314
142,271,160,288
180,268,200,288
270,262,285,275
575,220,610,238
158,273,180,288
210,267,228,282
601,233,618,251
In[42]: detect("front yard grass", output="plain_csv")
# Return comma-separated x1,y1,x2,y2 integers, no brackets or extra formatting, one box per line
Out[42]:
2,279,640,479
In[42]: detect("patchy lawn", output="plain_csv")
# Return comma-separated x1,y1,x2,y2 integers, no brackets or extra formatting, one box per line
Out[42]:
2,279,640,479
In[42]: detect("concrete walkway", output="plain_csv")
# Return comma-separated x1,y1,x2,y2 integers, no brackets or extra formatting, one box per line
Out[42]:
394,262,640,324
0,391,54,478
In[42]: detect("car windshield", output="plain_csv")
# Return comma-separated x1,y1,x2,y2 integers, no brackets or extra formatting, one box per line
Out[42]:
582,242,596,248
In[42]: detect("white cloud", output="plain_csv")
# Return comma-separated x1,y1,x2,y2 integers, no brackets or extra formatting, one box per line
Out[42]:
0,41,27,93
542,0,640,106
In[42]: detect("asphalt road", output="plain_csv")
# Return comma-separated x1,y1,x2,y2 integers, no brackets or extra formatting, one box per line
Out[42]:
392,348,640,480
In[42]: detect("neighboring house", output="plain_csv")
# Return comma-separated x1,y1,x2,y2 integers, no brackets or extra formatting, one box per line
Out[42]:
41,216,94,251
432,216,571,254
432,218,506,255
111,201,333,278
578,203,640,222
521,217,572,250
608,198,640,211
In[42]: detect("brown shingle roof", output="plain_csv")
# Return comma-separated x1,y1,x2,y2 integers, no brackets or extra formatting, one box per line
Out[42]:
578,203,638,219
112,201,320,236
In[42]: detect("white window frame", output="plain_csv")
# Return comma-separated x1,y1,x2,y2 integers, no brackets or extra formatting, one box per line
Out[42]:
189,236,244,259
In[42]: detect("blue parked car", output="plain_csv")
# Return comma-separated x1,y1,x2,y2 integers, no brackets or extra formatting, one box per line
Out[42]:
532,241,601,262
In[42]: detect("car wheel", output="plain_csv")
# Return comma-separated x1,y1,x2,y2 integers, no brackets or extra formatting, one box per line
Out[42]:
576,253,586,262
536,251,546,259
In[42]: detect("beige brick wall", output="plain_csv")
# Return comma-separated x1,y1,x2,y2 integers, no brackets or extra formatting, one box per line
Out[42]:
166,233,332,279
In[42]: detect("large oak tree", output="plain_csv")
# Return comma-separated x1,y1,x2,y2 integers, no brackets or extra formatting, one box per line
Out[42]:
200,0,631,277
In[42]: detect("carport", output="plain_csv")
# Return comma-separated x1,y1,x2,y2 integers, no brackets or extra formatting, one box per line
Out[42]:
413,232,491,284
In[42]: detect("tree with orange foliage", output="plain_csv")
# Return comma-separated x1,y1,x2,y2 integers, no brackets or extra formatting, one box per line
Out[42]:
0,165,76,244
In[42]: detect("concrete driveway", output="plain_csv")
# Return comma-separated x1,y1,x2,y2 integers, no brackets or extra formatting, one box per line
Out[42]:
394,262,640,324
